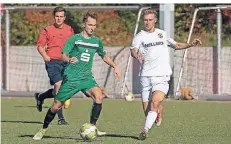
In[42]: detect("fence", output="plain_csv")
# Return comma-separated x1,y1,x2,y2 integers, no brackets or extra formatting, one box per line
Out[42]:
174,5,231,99
1,5,231,100
3,46,135,98
174,47,231,99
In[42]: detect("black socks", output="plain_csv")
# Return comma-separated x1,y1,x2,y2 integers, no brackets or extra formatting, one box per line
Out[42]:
43,108,56,129
57,108,64,120
90,103,102,125
39,89,54,101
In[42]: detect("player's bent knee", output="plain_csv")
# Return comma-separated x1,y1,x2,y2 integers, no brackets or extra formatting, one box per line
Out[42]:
153,101,160,106
51,100,63,112
52,105,62,112
51,106,60,113
94,95,104,103
152,91,165,102
54,81,62,87
95,97,103,102
150,100,160,112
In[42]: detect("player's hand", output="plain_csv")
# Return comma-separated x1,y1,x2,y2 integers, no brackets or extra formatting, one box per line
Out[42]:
191,39,202,46
69,57,78,64
114,66,122,81
43,55,51,62
136,54,144,63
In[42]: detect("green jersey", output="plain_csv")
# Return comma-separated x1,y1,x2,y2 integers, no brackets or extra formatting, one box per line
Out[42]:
62,33,106,81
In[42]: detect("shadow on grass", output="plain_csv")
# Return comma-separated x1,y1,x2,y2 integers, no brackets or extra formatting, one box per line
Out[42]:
14,105,49,108
1,120,43,124
19,135,102,142
19,134,138,142
103,134,138,140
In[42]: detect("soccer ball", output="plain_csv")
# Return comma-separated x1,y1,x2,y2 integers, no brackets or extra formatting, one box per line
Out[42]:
79,123,97,141
125,92,135,102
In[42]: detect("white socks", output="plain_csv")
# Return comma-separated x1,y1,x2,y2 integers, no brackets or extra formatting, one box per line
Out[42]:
144,111,157,132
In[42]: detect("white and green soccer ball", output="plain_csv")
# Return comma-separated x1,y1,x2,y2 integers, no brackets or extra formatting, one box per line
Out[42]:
79,123,97,141
125,92,135,102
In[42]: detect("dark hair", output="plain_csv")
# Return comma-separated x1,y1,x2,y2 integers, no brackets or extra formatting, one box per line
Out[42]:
53,6,66,16
82,11,97,23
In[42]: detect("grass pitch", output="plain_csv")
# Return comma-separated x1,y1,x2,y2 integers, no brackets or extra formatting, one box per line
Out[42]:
1,97,231,144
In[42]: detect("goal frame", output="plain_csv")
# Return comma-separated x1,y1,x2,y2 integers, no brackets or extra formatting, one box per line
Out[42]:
174,5,231,97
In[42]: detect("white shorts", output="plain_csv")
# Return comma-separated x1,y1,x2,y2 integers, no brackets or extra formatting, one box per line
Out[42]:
140,76,170,102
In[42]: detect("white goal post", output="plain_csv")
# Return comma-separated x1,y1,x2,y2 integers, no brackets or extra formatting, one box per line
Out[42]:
175,5,231,98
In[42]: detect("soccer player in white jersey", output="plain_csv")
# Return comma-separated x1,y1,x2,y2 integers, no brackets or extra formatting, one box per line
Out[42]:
130,8,202,140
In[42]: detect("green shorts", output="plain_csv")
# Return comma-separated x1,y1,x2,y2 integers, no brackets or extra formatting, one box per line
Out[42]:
55,76,99,103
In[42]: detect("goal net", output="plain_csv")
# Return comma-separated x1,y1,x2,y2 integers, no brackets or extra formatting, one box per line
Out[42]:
174,6,231,99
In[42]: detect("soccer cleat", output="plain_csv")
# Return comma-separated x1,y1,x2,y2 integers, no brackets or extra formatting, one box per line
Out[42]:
155,108,162,126
34,93,43,112
33,128,47,140
89,124,106,136
58,119,69,125
155,119,162,126
138,128,148,140
96,129,106,136
95,127,106,136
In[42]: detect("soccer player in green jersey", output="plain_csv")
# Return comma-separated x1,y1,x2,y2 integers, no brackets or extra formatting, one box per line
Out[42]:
33,11,121,140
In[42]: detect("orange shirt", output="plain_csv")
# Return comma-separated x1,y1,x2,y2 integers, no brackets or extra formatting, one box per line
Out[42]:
37,24,74,60
0,4,4,14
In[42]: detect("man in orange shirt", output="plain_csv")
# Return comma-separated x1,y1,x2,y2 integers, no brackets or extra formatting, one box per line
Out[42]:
35,6,74,125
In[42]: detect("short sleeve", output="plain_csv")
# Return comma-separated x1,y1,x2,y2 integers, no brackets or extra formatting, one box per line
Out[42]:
167,38,177,46
166,32,177,48
36,29,47,47
97,40,106,57
62,36,75,54
130,34,141,50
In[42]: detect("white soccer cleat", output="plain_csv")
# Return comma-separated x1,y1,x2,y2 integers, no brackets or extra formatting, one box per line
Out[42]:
33,128,47,140
155,119,162,126
138,128,148,140
96,129,106,136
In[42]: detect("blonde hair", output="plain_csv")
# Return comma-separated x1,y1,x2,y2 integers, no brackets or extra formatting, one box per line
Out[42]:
143,8,157,17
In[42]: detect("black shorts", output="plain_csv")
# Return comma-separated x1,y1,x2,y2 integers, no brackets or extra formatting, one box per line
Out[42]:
45,59,68,85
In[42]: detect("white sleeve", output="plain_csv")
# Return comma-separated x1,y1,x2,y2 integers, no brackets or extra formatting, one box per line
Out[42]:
166,33,177,48
130,35,141,50
167,38,177,46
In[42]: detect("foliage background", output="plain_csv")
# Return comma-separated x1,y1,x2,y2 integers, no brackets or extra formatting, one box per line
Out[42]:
1,4,231,46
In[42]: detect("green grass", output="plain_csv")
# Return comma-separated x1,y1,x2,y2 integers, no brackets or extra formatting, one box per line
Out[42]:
2,98,231,144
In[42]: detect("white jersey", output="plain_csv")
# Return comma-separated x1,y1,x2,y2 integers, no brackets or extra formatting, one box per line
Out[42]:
130,28,176,76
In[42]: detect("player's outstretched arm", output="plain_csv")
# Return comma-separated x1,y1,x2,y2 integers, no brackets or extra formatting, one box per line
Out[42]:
101,54,121,80
175,39,202,50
